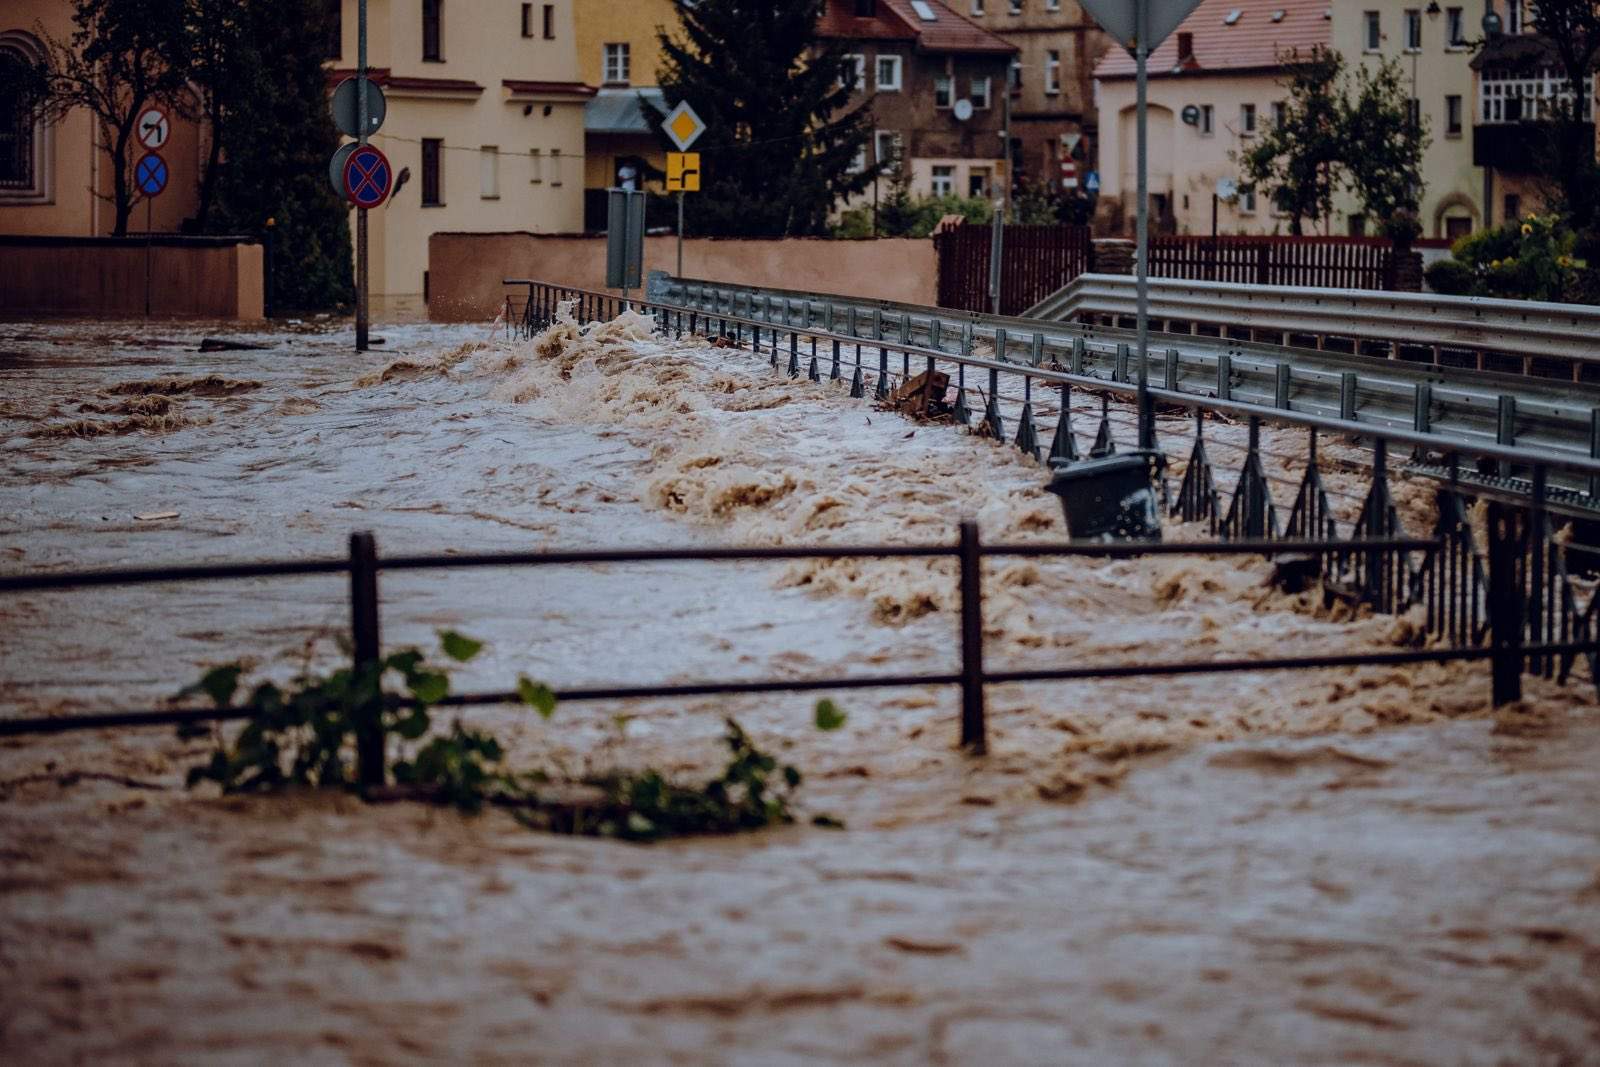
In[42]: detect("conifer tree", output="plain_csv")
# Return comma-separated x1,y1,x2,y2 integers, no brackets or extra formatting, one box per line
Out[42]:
655,0,881,236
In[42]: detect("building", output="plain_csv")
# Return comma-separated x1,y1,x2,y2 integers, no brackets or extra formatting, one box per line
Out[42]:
820,0,1015,204
1470,6,1597,230
1331,0,1485,239
327,0,590,310
1094,0,1330,237
0,0,203,237
573,0,675,229
961,0,1112,194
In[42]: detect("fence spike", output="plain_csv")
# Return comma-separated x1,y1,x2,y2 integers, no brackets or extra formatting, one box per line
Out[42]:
1015,403,1040,460
1048,383,1078,465
954,387,972,426
831,338,842,381
850,364,865,399
808,354,820,382
788,344,800,379
1090,396,1115,457
876,348,891,401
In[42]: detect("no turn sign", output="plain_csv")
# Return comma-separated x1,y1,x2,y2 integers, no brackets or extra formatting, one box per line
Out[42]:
137,108,170,150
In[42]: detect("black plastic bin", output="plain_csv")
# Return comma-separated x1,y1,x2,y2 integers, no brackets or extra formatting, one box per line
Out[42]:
1045,451,1163,542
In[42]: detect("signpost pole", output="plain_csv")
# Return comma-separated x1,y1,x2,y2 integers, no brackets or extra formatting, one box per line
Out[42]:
1135,0,1154,450
356,0,370,353
677,191,684,279
144,196,153,318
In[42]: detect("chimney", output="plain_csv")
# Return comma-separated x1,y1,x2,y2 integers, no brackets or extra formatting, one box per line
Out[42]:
1177,32,1195,65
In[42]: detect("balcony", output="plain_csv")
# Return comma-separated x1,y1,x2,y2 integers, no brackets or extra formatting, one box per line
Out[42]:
1473,69,1594,171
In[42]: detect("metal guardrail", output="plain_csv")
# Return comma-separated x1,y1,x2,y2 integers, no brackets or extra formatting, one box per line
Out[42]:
645,271,1600,497
1030,272,1600,374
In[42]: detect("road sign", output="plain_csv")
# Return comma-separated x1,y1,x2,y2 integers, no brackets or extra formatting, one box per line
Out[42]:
137,108,170,150
329,142,359,198
1060,159,1078,189
1085,170,1101,193
135,152,168,197
1078,0,1203,50
332,77,387,138
606,188,646,292
343,144,393,209
666,152,700,193
662,100,706,152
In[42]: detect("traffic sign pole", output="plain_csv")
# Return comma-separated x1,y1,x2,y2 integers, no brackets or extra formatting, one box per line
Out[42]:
677,192,684,278
356,0,369,352
1136,0,1152,449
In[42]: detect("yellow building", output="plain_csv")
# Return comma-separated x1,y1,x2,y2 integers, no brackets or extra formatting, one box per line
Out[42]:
329,0,590,311
1,0,202,236
573,0,677,228
1331,0,1484,238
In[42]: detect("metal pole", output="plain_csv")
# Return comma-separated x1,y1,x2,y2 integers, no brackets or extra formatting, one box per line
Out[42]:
349,531,385,787
676,191,684,278
144,196,152,318
989,199,1004,316
356,0,370,352
1135,0,1153,450
958,519,986,754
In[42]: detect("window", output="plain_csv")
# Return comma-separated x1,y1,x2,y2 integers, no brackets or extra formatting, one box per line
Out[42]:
1446,93,1462,135
875,129,901,167
855,0,878,15
550,147,562,186
1404,8,1421,50
931,165,954,196
1239,186,1256,213
521,4,532,37
1271,100,1287,128
910,0,938,19
480,145,499,198
327,0,342,58
971,76,992,110
969,167,990,197
851,143,867,173
1407,97,1421,128
1240,102,1256,135
603,43,630,84
529,148,543,184
877,54,903,91
1504,194,1521,223
934,73,953,107
1363,10,1380,50
423,0,442,61
421,138,442,205
1445,216,1472,239
1446,6,1465,46
1348,213,1367,236
972,0,984,14
1199,103,1214,135
0,34,49,202
1045,49,1060,94
1508,0,1524,33
1009,57,1022,91
1045,0,1060,9
543,4,554,38
841,53,865,91
1008,0,1022,13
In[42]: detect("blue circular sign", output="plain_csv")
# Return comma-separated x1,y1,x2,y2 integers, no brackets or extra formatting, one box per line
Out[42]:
343,144,392,209
135,152,168,197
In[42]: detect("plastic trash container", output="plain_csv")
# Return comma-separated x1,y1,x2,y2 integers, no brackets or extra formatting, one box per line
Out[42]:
1045,451,1163,542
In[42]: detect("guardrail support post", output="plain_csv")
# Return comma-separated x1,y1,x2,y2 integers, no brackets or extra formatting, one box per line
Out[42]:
349,531,385,789
1216,354,1232,402
959,520,986,754
1487,500,1524,706
1589,408,1600,500
1275,363,1292,409
1339,372,1357,422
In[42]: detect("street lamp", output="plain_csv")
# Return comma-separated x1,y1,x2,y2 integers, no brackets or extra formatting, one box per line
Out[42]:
1482,0,1502,38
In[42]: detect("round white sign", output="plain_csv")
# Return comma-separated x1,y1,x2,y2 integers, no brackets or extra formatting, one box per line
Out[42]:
952,98,974,122
137,108,170,150
1216,177,1238,202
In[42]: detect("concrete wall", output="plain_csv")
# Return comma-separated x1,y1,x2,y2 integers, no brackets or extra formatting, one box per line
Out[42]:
427,232,938,321
0,237,265,320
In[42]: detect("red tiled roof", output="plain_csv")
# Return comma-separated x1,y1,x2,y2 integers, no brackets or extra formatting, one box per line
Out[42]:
817,0,1015,54
1095,0,1329,79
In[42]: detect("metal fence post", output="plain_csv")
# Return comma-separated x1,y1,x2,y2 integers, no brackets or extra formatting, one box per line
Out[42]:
1487,500,1523,706
958,520,987,754
349,531,385,788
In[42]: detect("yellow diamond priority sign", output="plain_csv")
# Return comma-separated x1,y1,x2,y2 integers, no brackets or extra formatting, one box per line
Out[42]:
663,100,707,152
666,152,700,193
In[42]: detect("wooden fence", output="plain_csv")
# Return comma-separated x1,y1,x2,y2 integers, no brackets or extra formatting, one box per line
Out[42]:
935,223,1093,317
1146,235,1395,290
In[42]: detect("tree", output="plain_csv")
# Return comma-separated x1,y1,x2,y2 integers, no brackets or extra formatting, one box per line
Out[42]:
1237,47,1346,235
198,0,352,311
655,0,881,236
181,0,247,231
876,147,919,237
27,0,190,236
1342,57,1429,243
1524,1,1600,255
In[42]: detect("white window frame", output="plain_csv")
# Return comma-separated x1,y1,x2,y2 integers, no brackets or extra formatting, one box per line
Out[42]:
876,54,903,92
931,165,955,197
971,75,992,110
971,0,985,14
934,73,953,108
875,129,901,167
1008,0,1022,13
1363,10,1381,51
1240,102,1256,136
851,143,867,173
1239,186,1256,214
603,42,630,84
0,32,52,204
1403,9,1421,51
968,166,991,197
1045,49,1060,94
842,53,866,91
1445,7,1465,48
1271,100,1287,128
529,148,543,184
480,145,499,199
1508,0,1524,34
1045,0,1060,9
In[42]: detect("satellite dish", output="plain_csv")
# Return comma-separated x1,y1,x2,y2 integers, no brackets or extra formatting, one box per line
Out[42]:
953,98,974,122
1216,177,1238,202
1181,104,1200,126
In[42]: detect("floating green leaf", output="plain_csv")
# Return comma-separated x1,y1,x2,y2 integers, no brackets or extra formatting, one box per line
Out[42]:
440,631,484,663
517,676,557,719
814,699,846,731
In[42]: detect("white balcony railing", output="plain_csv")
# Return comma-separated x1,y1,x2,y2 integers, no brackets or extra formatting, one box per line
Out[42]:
1479,68,1595,124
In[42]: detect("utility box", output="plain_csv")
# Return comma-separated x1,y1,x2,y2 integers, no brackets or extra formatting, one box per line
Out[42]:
1045,451,1163,541
605,188,646,291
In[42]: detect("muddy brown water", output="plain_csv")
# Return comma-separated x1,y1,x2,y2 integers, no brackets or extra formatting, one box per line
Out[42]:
2,315,1597,1064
